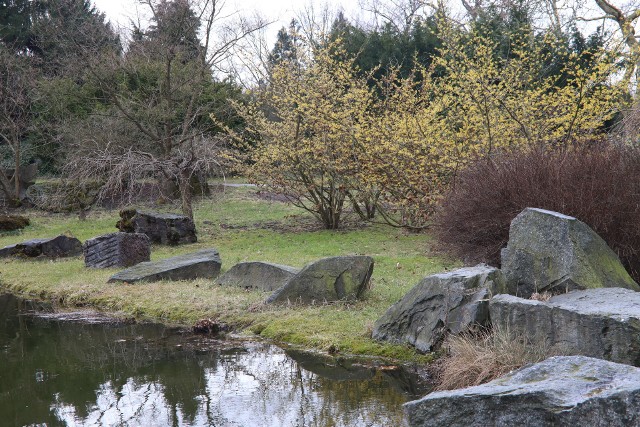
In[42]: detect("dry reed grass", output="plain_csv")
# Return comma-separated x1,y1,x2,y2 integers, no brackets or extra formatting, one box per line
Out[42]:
432,325,561,391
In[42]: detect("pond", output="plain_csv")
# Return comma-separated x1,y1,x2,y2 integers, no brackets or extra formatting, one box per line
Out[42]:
0,293,428,426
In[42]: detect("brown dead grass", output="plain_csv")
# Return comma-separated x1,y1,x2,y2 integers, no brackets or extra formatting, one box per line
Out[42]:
432,326,561,391
530,291,553,302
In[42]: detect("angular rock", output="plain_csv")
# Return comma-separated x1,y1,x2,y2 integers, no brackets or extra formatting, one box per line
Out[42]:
108,249,221,283
0,235,82,258
501,208,638,298
372,265,506,353
266,256,373,304
83,232,151,268
216,261,299,292
490,288,640,366
117,209,196,245
404,356,640,427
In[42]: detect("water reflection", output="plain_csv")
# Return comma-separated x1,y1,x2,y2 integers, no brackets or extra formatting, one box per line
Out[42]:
0,294,419,426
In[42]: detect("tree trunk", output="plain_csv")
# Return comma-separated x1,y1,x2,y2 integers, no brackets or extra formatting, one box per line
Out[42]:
13,140,20,203
178,171,193,220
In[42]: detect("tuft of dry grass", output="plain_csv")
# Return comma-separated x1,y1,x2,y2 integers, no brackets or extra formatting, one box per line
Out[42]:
432,326,561,391
530,291,552,302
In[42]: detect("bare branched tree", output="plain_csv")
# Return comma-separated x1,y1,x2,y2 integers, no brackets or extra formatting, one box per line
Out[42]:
63,0,267,218
359,0,429,34
460,0,580,34
589,0,640,90
0,45,37,206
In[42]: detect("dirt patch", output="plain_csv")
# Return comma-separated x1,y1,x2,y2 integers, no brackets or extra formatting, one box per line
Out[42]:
254,190,290,203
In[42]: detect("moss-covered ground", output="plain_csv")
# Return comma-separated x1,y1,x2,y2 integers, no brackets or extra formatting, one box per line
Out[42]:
0,184,457,362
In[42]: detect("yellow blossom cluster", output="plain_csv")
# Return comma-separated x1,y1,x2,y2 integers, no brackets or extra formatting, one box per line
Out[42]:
229,30,620,229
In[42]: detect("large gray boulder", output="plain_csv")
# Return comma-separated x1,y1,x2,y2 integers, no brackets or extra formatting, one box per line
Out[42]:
266,256,373,304
83,232,151,268
117,209,197,245
404,356,640,427
216,261,299,292
108,249,221,283
372,265,506,353
501,208,638,298
490,288,640,366
0,235,82,258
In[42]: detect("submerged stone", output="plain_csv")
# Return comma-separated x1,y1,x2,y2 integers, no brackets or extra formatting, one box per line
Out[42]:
108,249,221,283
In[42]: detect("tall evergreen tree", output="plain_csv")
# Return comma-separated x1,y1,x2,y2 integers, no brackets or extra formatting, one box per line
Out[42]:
130,0,201,61
267,19,302,72
32,0,120,76
328,13,440,83
0,0,45,52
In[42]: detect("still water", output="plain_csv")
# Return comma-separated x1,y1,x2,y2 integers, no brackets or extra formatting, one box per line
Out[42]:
0,294,426,426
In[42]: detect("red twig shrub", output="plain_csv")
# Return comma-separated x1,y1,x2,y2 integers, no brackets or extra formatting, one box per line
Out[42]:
433,143,640,281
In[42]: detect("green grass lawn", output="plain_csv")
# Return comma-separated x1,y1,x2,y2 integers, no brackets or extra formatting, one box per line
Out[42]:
0,185,457,361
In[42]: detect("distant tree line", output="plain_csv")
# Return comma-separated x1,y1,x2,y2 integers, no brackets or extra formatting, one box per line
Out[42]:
1,0,638,227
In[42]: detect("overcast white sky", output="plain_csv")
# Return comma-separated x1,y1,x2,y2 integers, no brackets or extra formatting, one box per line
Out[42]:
91,0,363,39
90,0,367,84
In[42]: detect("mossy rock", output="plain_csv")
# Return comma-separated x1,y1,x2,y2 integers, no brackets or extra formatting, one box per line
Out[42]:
116,208,138,232
0,215,30,232
266,256,374,304
501,208,639,297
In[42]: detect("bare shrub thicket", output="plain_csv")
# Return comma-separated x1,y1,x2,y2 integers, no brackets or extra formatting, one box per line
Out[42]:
433,326,560,391
432,143,640,281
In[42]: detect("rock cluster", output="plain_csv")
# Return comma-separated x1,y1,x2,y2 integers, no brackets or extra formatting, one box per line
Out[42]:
387,207,640,427
374,208,639,354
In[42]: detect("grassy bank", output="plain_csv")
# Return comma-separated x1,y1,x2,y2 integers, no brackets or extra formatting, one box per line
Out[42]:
0,185,456,361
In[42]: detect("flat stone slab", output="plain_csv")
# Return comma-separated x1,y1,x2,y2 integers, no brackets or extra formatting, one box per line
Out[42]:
108,249,221,283
84,232,151,268
490,288,640,365
266,256,373,304
216,261,299,291
404,356,640,427
0,235,82,258
372,265,506,353
117,209,197,245
501,208,638,298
